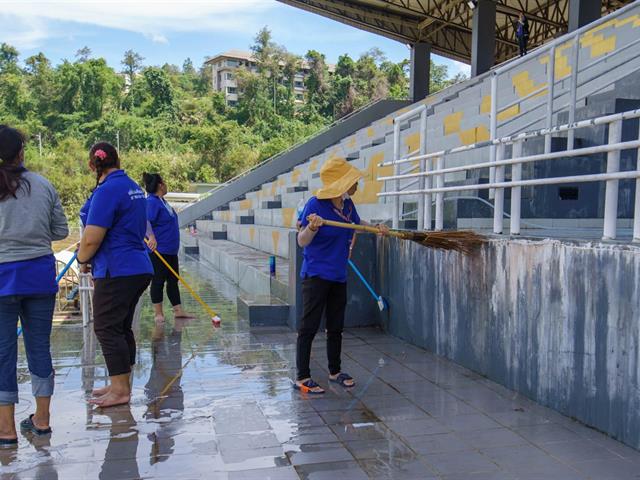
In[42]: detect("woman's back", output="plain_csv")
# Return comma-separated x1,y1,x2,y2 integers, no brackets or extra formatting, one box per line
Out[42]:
0,170,68,263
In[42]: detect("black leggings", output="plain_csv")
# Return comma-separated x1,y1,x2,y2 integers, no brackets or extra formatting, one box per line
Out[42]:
150,253,181,306
296,276,347,381
93,274,151,376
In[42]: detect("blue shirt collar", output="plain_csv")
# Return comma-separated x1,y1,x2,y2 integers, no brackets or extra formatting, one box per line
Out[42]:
98,169,125,185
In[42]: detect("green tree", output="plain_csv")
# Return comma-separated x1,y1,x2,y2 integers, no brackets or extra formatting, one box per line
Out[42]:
75,46,92,62
183,58,195,75
143,67,176,117
0,43,20,74
122,50,144,86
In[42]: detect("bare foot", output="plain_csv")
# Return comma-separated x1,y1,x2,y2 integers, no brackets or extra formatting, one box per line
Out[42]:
88,391,130,408
173,308,195,318
91,385,110,396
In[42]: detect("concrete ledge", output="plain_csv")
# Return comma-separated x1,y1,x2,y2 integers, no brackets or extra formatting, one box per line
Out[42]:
237,296,289,327
199,238,289,301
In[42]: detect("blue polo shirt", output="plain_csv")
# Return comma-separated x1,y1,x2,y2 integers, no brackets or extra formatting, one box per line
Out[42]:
299,196,360,283
85,170,153,279
146,195,180,255
0,255,57,297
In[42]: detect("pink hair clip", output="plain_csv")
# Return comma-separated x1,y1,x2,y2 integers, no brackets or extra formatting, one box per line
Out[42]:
94,149,107,160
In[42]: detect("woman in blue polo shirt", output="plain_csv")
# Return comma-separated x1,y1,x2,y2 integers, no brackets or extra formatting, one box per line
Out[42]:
77,142,153,408
143,173,191,322
0,126,69,444
295,158,388,394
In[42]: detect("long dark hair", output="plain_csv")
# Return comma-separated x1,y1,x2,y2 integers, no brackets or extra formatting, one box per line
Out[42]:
142,172,163,194
89,142,119,188
0,125,30,201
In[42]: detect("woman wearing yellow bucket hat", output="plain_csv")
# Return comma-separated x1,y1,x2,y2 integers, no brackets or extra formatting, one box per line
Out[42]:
294,157,388,394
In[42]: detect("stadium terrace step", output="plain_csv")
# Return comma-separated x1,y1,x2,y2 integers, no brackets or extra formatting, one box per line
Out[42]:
237,295,289,326
200,222,293,258
197,237,289,302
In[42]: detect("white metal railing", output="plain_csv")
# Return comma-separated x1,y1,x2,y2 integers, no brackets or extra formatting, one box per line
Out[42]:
488,0,640,192
380,109,640,242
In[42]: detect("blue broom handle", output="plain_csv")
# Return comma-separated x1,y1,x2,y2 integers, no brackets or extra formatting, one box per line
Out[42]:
348,260,379,301
56,251,78,283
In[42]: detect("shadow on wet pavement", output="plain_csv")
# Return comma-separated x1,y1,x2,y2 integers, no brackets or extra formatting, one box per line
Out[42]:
3,257,640,479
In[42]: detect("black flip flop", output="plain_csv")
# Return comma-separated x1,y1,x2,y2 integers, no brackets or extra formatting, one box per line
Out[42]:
0,437,17,447
20,414,52,436
329,372,356,388
293,379,325,394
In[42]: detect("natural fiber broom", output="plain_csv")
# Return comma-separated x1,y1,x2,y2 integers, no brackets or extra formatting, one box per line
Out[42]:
319,219,486,255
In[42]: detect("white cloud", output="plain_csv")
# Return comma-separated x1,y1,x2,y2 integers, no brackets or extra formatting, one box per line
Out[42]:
0,0,275,49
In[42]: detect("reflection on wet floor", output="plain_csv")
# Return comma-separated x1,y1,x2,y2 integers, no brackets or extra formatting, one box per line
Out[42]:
3,257,640,479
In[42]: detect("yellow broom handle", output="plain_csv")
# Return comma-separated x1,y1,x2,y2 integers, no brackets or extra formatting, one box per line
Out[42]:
145,239,220,319
316,218,404,239
316,218,380,234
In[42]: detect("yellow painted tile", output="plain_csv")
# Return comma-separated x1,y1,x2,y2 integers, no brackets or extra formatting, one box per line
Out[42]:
367,127,375,138
271,230,280,254
277,178,285,188
249,227,256,243
348,136,357,149
404,132,421,154
239,199,252,210
586,18,616,36
351,152,391,204
475,125,490,142
309,159,319,172
282,208,295,228
291,169,301,184
385,118,394,125
480,95,491,114
458,128,477,145
270,183,277,196
497,104,520,121
555,46,572,80
590,36,616,57
443,111,463,136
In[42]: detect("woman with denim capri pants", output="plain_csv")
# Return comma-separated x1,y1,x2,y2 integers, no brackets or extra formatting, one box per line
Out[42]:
0,126,69,445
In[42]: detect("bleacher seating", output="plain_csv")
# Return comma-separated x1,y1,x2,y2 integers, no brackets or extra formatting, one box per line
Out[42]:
180,2,640,320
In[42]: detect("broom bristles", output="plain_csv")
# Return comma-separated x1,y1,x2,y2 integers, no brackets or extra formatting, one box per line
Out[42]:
394,230,486,255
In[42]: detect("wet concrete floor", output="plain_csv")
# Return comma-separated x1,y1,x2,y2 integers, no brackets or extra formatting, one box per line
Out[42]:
3,257,640,479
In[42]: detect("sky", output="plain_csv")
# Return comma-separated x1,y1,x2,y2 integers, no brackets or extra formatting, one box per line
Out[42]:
0,0,470,78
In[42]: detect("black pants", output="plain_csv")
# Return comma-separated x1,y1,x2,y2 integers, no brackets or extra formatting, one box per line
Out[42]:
296,277,347,381
150,253,181,306
93,274,151,376
518,36,527,56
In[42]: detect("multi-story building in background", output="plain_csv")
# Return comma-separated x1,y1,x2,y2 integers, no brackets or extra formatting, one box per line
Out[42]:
205,50,332,106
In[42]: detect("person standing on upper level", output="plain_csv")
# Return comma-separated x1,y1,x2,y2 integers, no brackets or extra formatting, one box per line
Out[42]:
143,172,192,323
77,142,153,408
0,125,69,444
516,13,529,57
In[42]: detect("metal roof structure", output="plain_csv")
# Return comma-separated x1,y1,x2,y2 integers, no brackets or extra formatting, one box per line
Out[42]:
276,0,632,64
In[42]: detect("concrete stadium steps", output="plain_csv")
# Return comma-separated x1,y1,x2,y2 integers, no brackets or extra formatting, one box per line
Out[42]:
184,3,640,234
179,230,199,254
198,237,289,301
202,222,294,258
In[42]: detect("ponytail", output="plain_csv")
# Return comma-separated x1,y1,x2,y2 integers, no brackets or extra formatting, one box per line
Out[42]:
0,125,30,201
142,172,162,194
90,142,119,188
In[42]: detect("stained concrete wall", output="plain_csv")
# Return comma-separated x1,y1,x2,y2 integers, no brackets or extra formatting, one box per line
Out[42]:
376,236,640,448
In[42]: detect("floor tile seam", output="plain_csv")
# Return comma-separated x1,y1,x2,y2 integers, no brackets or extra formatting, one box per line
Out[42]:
525,437,629,474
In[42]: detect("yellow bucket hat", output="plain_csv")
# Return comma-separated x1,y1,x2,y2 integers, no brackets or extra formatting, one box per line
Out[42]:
315,158,364,200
